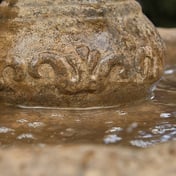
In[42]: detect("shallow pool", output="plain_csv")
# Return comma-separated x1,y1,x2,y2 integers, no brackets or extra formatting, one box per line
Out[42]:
0,65,175,148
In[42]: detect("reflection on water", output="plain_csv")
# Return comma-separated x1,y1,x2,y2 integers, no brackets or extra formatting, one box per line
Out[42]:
17,133,35,140
0,66,176,148
0,127,14,133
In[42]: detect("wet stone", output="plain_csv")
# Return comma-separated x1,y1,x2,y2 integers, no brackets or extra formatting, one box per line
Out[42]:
0,1,174,175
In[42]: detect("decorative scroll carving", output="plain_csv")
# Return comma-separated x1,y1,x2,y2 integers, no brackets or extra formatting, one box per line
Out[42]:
0,57,25,82
5,60,25,82
28,45,123,93
0,45,159,95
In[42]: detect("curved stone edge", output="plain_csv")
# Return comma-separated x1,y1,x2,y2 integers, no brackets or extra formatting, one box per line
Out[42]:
0,142,175,176
158,28,176,65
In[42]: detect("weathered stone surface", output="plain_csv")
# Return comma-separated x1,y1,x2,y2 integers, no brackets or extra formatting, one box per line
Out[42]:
0,0,164,107
0,142,175,176
158,28,176,65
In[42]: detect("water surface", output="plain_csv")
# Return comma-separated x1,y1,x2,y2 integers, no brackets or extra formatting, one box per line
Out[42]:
0,66,176,148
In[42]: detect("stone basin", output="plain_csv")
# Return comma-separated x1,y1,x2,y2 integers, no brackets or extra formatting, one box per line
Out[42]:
0,0,176,175
158,28,176,65
0,27,174,176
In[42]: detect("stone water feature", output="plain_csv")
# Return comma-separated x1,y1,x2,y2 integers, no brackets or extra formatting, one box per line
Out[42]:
0,0,164,107
0,0,176,175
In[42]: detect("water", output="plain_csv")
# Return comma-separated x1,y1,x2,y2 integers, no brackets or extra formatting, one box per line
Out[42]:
0,66,176,148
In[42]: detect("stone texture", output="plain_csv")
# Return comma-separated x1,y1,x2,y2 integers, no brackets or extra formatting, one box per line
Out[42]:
0,142,175,176
0,0,164,107
158,28,176,65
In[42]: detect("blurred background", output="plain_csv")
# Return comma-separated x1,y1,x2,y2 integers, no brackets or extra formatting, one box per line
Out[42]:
137,0,176,27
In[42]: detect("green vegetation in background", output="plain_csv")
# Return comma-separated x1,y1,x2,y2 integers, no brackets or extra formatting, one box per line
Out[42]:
138,0,176,27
